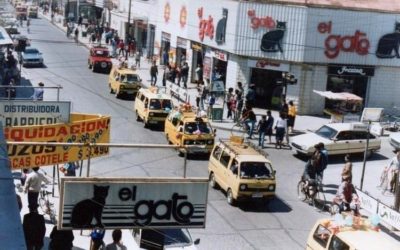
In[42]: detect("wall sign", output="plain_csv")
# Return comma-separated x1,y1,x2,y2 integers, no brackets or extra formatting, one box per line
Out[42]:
211,49,227,61
247,9,275,29
318,21,370,59
164,2,170,23
0,101,71,127
215,8,228,45
59,178,208,229
247,59,290,72
179,6,187,28
328,65,375,77
376,22,400,59
197,7,214,41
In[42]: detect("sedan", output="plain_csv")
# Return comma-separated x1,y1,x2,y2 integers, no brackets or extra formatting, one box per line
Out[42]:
389,132,400,151
290,122,381,157
21,47,44,67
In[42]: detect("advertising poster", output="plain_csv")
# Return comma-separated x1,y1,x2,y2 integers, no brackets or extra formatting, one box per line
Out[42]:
59,178,208,230
5,113,110,169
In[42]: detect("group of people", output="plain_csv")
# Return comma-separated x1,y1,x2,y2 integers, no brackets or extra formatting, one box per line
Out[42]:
162,60,190,88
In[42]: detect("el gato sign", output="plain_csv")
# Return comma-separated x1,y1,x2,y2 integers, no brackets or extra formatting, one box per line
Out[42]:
59,178,208,229
5,113,110,169
318,21,370,59
247,9,276,29
197,7,214,41
0,101,71,127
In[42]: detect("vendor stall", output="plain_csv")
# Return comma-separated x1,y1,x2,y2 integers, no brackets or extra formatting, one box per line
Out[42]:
313,90,363,123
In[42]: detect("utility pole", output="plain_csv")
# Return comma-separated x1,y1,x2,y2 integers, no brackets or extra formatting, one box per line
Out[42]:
125,0,132,60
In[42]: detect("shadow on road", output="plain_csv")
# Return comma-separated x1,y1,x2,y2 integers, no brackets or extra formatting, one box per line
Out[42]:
239,196,292,213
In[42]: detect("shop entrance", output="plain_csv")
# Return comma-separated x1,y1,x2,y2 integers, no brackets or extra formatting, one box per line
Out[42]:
212,58,227,85
250,68,284,109
160,32,171,65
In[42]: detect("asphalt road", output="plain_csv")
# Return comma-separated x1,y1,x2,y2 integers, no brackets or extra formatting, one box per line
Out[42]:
19,16,398,250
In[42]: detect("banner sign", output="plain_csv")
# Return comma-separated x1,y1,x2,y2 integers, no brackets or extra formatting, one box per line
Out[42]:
0,101,71,127
4,113,110,169
377,203,400,230
59,178,208,230
355,188,379,215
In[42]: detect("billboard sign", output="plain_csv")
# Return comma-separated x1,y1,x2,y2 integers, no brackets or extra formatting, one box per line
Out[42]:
59,178,209,230
5,113,110,169
0,101,71,127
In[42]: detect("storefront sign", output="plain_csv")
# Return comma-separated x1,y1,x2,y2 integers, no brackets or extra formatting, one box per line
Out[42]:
179,6,187,28
211,49,227,61
328,65,375,76
247,59,290,72
5,113,110,169
164,2,170,23
59,178,208,229
355,188,379,215
191,41,202,52
0,101,71,127
318,21,370,59
177,37,188,49
197,7,214,41
378,203,400,230
247,9,276,30
161,32,171,42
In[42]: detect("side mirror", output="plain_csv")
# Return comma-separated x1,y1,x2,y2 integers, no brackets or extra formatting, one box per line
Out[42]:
194,239,200,245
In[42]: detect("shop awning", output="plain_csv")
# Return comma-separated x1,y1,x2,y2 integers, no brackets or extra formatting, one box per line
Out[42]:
313,90,363,101
0,27,13,46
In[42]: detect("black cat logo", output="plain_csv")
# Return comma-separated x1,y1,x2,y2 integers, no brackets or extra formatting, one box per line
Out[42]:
70,185,110,228
376,22,400,58
216,8,228,45
260,21,286,53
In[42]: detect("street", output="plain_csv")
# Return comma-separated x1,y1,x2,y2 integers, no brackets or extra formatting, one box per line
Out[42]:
16,15,399,250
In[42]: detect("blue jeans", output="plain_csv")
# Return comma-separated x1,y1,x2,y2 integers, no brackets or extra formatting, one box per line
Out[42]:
258,131,266,147
245,120,256,138
151,75,157,85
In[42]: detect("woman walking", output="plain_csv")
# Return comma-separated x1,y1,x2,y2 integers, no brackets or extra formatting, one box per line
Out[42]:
275,112,287,149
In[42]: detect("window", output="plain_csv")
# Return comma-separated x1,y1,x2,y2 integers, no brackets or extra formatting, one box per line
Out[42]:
240,162,271,179
140,94,145,102
212,146,223,160
312,224,331,248
351,131,375,140
336,131,352,140
328,235,349,250
315,126,338,139
219,151,231,168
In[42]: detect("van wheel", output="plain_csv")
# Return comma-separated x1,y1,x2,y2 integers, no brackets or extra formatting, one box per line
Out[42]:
227,189,235,206
109,84,114,94
209,173,218,189
115,90,120,98
135,111,141,122
165,134,172,144
144,120,149,128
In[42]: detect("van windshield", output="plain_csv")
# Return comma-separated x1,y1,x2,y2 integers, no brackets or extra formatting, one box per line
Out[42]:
184,121,212,134
240,162,272,179
121,74,139,83
149,99,172,110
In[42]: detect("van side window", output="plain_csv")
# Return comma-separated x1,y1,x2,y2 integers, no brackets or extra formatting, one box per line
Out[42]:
328,235,349,250
140,94,145,102
313,224,331,248
219,150,231,168
212,146,223,160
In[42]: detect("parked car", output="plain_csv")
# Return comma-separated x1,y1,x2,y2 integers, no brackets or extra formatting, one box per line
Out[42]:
88,46,112,73
20,47,43,67
389,132,400,151
290,123,381,158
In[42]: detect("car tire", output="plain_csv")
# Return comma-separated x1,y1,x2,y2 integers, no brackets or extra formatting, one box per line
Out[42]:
92,64,96,72
227,189,235,206
209,173,218,189
88,61,92,69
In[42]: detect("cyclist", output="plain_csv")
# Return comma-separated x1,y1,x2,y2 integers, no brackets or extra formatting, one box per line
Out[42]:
24,167,51,209
333,177,360,215
302,143,326,195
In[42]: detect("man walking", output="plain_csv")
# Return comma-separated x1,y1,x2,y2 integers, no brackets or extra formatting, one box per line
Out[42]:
24,167,51,209
150,61,158,86
181,62,189,88
105,229,127,250
31,82,44,100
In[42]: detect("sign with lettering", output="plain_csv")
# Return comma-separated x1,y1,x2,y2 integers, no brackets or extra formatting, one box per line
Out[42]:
377,202,400,230
318,21,370,59
5,113,110,169
355,188,378,215
248,59,290,72
197,7,214,41
59,178,208,229
0,101,71,127
328,65,375,77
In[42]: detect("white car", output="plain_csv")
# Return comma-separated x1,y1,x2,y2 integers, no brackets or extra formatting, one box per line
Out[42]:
290,123,381,157
389,132,400,150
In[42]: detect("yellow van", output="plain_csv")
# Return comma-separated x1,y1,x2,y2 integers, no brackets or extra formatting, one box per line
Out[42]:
134,87,173,127
306,217,400,250
164,105,215,155
208,138,276,206
109,66,142,98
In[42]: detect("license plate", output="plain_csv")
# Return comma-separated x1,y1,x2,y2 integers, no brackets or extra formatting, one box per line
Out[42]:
252,193,263,198
149,120,158,124
126,90,134,94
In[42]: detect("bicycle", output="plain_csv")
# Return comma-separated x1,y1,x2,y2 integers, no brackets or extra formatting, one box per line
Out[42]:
39,184,56,224
297,177,326,212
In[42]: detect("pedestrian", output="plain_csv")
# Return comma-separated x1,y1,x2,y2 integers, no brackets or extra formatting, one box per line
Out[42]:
162,65,168,87
59,162,79,177
181,62,189,88
226,88,234,119
387,150,400,193
111,38,117,57
135,52,141,68
245,84,256,107
311,142,328,182
257,115,268,148
118,40,125,56
241,105,257,139
90,228,106,250
230,94,237,121
150,61,158,86
176,66,181,86
16,194,22,211
195,64,203,87
341,154,352,183
27,18,30,33
90,32,96,44
74,27,79,43
280,98,289,117
24,167,51,209
31,82,44,100
274,112,287,149
6,78,16,99
196,87,202,108
265,110,274,144
23,204,46,250
48,225,74,250
200,83,208,111
105,229,127,250
207,94,216,118
287,100,297,134
235,88,244,121
78,16,83,26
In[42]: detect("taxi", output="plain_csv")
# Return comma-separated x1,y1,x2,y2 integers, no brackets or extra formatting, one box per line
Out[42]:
134,87,173,127
164,104,215,155
290,122,381,158
208,138,276,206
109,66,142,98
306,216,400,250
